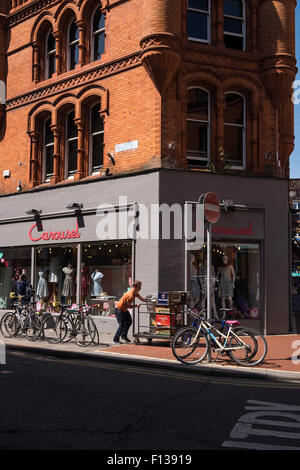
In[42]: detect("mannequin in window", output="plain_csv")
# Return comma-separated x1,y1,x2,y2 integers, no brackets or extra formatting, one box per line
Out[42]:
36,265,49,307
217,255,236,308
81,262,90,304
91,269,104,296
199,262,217,316
62,263,74,303
49,256,60,304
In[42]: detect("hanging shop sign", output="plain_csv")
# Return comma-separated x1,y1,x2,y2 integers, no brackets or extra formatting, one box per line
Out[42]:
29,221,81,242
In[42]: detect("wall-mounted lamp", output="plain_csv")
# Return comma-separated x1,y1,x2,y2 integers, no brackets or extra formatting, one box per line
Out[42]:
66,203,83,210
107,152,115,165
25,209,42,216
16,181,22,192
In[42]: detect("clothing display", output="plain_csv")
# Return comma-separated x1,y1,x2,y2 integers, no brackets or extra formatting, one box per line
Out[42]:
91,270,104,296
62,266,74,297
81,264,90,300
49,257,60,283
36,268,48,298
218,265,234,298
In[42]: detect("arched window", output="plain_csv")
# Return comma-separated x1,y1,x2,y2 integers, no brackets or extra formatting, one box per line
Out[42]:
89,103,104,173
43,117,54,182
67,19,79,71
224,92,246,168
187,0,210,43
186,87,210,167
224,0,245,50
45,30,56,79
65,110,78,178
91,9,105,61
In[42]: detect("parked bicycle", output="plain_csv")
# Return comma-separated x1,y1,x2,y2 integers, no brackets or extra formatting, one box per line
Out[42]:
171,307,268,367
0,301,42,341
54,303,99,347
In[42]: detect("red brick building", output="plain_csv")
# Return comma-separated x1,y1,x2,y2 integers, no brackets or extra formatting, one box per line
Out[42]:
0,0,297,191
0,0,297,334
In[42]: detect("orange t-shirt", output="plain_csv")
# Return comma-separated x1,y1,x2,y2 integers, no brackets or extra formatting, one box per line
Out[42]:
115,288,137,312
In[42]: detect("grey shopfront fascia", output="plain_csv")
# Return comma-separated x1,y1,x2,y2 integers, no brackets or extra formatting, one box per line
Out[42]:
0,169,290,334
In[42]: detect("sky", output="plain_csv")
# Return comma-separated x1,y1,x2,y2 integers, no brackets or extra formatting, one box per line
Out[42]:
290,4,300,178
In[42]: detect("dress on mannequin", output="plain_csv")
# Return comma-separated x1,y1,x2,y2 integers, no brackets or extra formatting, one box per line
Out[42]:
36,267,48,299
49,257,59,283
91,269,104,296
190,255,201,300
81,263,90,301
217,255,236,308
62,265,74,298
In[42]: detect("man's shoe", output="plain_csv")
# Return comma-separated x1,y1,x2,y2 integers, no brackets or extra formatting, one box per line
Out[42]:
113,339,123,345
121,337,131,343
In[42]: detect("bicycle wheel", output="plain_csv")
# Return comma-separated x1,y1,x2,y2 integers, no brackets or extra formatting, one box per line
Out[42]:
171,327,209,365
228,328,268,367
57,315,75,343
75,317,97,347
88,316,99,346
0,313,18,338
24,315,42,342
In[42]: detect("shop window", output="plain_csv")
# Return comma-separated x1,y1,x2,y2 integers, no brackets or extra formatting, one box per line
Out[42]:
91,8,105,61
187,0,210,43
224,0,245,50
89,103,104,174
81,242,132,308
45,30,56,79
65,110,78,178
189,242,261,321
224,92,246,168
35,246,77,306
67,19,79,71
186,87,210,167
43,117,54,182
0,247,32,309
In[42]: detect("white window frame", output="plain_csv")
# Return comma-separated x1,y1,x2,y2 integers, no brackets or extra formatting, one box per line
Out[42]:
224,91,246,170
45,30,56,80
65,110,78,180
186,86,211,166
67,19,79,71
42,117,54,183
89,104,104,175
224,0,246,51
91,8,105,62
187,0,211,44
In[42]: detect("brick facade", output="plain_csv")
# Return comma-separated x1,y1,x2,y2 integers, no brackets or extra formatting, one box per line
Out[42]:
0,0,297,194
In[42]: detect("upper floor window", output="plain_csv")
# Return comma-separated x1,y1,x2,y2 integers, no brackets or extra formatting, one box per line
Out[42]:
187,0,210,43
65,111,78,178
90,104,104,174
45,30,56,79
43,118,54,182
224,92,246,168
186,87,210,167
92,9,105,61
67,19,79,71
224,0,245,50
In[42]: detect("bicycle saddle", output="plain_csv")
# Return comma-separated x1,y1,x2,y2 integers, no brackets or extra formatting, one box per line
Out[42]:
225,320,240,326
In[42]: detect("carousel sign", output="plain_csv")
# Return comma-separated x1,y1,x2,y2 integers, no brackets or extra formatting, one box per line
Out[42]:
29,222,81,242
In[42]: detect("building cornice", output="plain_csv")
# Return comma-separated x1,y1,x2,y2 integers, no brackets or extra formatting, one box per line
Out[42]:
8,0,130,27
6,51,141,111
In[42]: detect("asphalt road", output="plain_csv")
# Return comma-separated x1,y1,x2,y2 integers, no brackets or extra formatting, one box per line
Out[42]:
1,350,300,453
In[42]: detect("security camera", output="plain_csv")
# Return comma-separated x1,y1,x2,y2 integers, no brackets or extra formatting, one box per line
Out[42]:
107,152,115,165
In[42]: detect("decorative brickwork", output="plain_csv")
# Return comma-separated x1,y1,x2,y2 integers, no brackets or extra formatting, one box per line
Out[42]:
0,0,297,194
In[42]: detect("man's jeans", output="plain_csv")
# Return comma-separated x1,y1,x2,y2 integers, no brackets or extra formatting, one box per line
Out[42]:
114,308,132,341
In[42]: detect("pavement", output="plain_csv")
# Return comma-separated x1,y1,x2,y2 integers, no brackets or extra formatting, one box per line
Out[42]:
1,315,300,383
